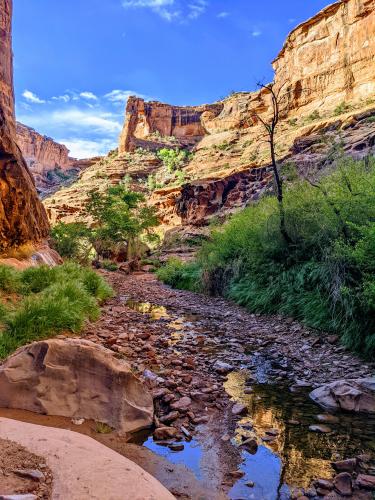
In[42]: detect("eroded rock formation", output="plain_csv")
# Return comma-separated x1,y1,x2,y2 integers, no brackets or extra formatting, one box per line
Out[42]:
0,0,49,254
119,96,223,152
273,0,375,115
0,338,154,434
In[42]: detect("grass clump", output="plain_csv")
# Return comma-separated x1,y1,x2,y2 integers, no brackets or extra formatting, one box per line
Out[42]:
0,262,113,359
157,156,375,358
156,258,202,291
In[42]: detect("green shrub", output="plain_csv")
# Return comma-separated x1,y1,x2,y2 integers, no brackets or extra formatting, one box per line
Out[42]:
158,156,375,358
157,148,189,174
0,265,21,293
102,260,118,272
50,222,92,263
156,258,202,291
334,102,351,116
0,262,113,358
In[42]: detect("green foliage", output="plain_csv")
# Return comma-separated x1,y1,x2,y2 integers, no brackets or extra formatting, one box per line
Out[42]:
0,262,113,358
334,102,351,116
306,110,320,122
101,260,119,272
0,265,21,293
50,222,92,263
157,148,189,174
156,258,202,291
158,156,375,358
86,183,159,258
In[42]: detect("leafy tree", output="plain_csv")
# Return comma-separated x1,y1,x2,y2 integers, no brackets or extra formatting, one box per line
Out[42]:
50,222,92,264
157,148,189,174
86,184,159,259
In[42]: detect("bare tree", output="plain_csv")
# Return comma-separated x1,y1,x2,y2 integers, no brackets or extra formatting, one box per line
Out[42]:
251,82,292,244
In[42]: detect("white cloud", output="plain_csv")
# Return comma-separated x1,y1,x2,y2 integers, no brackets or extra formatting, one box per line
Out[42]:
80,91,98,101
188,0,207,19
22,90,46,104
57,138,118,159
217,11,229,19
251,29,262,37
52,94,71,103
104,89,144,104
122,0,207,22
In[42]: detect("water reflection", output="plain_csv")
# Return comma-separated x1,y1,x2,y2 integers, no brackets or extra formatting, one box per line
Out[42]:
125,300,170,320
225,371,375,498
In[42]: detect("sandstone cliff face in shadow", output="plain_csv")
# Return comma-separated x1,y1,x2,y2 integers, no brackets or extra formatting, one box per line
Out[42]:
0,0,49,253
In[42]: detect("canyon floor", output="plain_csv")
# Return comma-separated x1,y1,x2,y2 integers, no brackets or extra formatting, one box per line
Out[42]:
79,271,375,498
1,271,375,499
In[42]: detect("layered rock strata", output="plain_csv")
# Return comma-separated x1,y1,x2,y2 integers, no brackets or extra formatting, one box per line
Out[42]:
119,96,223,152
0,338,154,434
0,0,49,253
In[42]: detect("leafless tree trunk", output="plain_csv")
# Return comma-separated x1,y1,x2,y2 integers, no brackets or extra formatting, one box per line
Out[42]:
252,82,292,244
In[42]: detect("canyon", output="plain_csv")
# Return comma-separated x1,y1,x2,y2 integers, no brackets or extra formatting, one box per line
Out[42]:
0,0,49,254
44,0,375,238
16,123,88,197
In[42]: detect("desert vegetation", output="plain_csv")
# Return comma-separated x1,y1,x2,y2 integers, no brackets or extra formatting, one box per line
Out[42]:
158,155,375,358
0,262,113,358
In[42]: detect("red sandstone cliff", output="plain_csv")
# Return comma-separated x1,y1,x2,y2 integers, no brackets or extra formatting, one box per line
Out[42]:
119,97,223,153
0,0,49,253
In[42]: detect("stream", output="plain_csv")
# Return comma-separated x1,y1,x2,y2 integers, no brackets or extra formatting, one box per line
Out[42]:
125,297,375,500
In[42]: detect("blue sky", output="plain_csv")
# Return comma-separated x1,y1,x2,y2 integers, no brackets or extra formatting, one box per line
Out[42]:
13,0,332,158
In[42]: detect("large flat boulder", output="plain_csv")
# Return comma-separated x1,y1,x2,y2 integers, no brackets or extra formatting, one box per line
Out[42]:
0,339,154,433
310,378,375,413
0,417,175,500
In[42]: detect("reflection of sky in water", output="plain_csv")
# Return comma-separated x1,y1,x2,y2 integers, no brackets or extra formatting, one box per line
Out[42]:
230,445,282,500
144,437,204,480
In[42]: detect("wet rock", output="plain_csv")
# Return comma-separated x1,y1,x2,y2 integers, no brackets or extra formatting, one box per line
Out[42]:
229,470,245,479
332,458,357,473
310,378,375,413
170,397,192,412
316,414,340,424
356,474,375,490
308,424,332,433
245,481,255,488
232,403,248,416
160,411,180,424
333,473,352,496
154,427,179,440
241,438,258,455
315,479,334,490
213,361,234,374
327,335,339,344
0,496,38,500
168,443,184,452
244,387,253,394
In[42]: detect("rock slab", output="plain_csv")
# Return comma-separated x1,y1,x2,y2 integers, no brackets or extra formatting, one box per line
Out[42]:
0,339,154,433
0,417,175,500
310,378,375,413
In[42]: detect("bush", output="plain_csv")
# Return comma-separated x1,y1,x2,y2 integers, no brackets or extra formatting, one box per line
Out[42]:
158,156,375,358
0,265,21,293
156,148,189,174
0,263,113,358
156,258,202,291
50,222,92,263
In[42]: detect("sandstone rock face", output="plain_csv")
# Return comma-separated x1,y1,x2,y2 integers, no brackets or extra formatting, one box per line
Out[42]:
119,96,223,152
0,338,154,433
16,122,86,196
0,0,49,253
310,378,375,413
0,418,175,500
273,0,375,115
177,166,272,226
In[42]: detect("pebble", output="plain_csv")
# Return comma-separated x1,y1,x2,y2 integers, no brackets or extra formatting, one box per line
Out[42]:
232,403,248,416
308,424,332,433
13,469,45,481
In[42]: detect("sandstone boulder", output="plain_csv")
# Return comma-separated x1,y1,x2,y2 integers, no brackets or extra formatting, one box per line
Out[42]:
0,339,154,433
310,378,375,413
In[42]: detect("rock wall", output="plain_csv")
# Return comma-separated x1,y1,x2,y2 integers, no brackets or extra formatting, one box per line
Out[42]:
119,96,223,152
16,122,75,176
273,0,375,115
0,0,49,253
